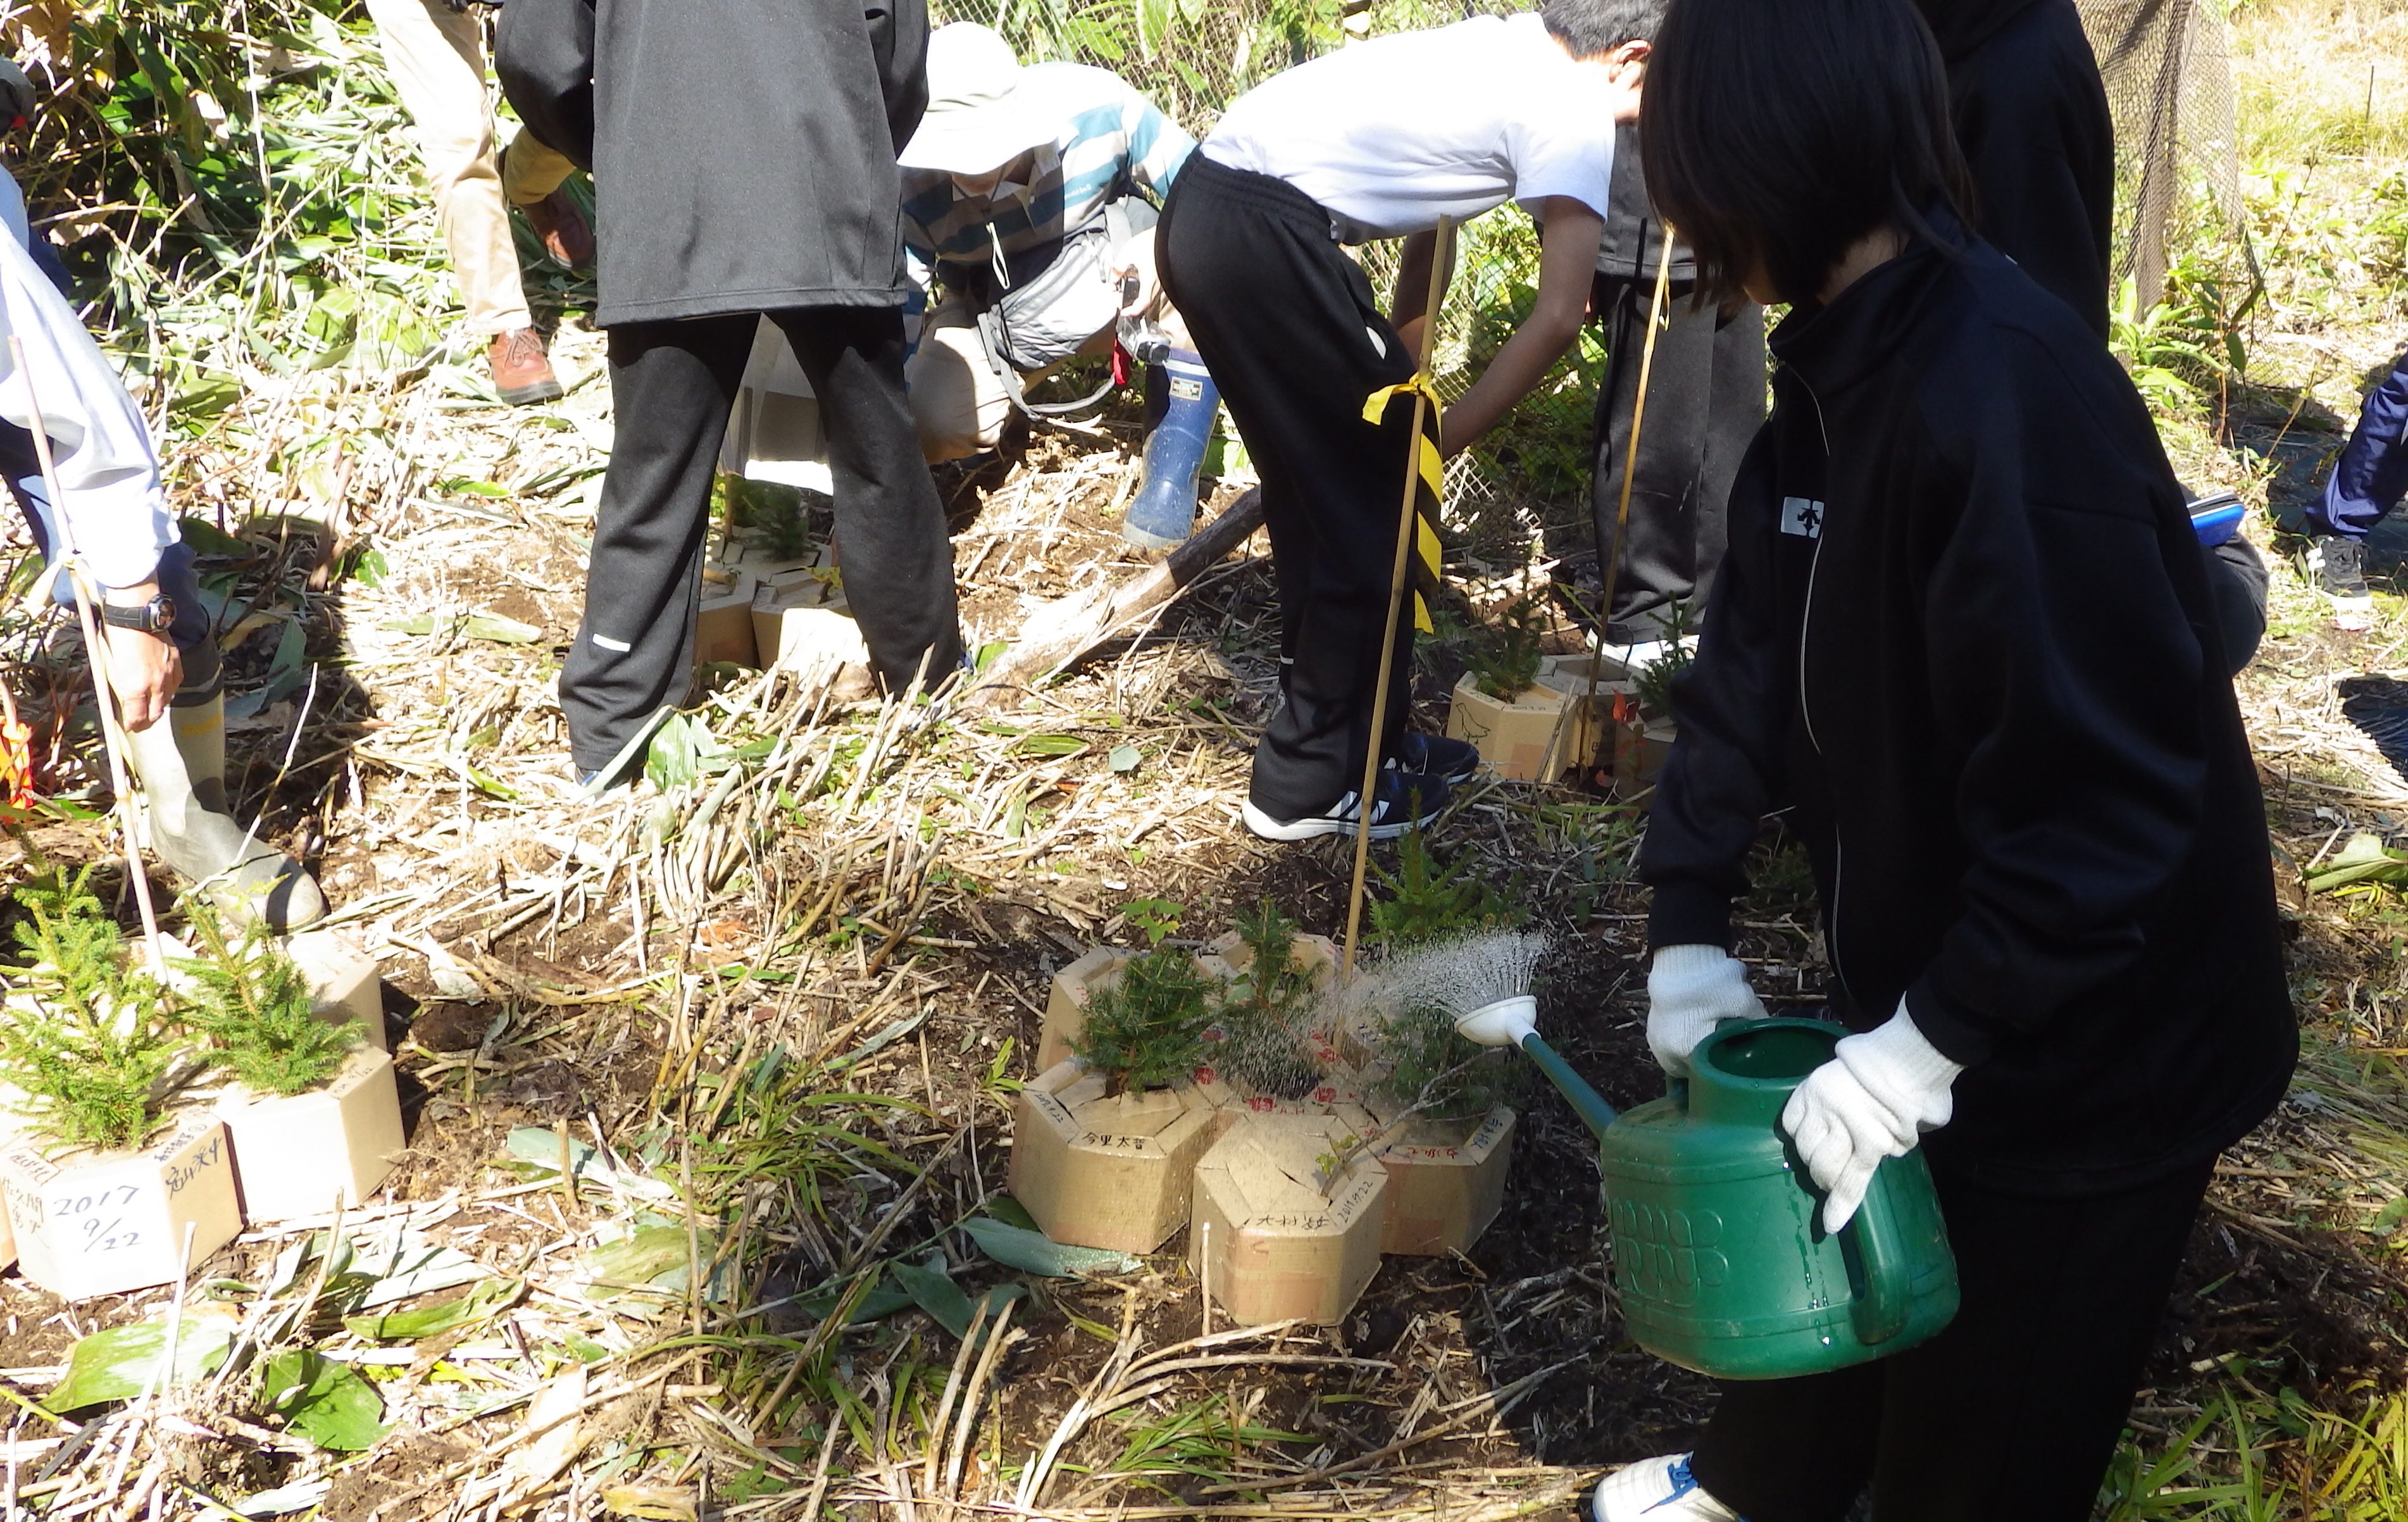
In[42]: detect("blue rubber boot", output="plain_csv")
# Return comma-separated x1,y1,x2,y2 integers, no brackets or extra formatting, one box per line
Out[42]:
1121,349,1218,551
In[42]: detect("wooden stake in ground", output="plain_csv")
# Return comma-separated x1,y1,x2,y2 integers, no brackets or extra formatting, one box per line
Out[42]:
1581,221,1680,777
6,335,168,975
1342,215,1457,982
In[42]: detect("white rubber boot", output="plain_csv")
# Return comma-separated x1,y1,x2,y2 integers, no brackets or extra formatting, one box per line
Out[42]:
124,694,325,931
1593,1454,1744,1521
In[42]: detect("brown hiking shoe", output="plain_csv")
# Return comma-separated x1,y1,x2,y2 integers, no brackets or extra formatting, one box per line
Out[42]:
519,187,595,268
489,328,563,406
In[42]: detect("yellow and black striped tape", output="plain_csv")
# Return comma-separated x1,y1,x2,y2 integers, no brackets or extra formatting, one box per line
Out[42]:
1362,374,1446,633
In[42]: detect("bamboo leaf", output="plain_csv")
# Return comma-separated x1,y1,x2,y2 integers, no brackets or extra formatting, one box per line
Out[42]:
46,1311,239,1413
342,1276,524,1341
261,1349,387,1451
959,1216,1138,1276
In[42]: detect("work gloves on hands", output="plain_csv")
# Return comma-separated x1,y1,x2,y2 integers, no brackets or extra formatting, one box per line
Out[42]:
1781,1000,1963,1233
1645,944,1766,1076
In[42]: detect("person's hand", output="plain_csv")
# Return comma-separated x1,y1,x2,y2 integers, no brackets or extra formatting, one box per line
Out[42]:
95,584,181,732
1645,944,1766,1075
1780,1001,1964,1232
1112,232,1161,320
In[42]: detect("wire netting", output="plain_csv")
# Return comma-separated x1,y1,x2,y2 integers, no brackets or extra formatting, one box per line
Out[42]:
2078,0,2252,311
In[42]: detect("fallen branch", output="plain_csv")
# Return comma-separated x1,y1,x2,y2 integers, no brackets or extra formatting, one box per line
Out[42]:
968,487,1264,708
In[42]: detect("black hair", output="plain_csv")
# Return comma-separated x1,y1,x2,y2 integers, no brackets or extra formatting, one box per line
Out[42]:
1639,0,1973,306
1541,0,1667,59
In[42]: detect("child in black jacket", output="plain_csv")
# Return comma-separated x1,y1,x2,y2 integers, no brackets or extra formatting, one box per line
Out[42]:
1597,2,2295,1519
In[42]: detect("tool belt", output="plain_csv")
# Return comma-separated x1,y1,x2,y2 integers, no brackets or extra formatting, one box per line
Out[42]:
949,200,1156,419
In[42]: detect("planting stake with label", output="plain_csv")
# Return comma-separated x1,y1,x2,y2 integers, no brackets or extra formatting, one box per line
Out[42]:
1344,215,1457,983
1583,222,1679,777
6,335,166,977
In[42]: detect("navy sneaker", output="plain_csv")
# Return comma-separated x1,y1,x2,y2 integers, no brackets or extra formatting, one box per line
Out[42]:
1241,767,1450,842
1395,732,1480,785
1592,1454,1743,1521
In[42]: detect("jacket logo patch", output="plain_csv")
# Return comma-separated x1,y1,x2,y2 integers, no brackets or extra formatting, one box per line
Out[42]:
1781,496,1826,539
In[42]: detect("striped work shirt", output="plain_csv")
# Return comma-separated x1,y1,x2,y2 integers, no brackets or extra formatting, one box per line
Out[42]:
901,63,1195,289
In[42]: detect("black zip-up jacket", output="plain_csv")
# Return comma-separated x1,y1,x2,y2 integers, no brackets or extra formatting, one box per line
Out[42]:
1640,227,2295,1197
1918,0,2115,338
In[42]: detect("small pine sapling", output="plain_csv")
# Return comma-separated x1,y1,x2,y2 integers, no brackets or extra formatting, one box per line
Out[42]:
176,903,356,1097
1368,827,1521,950
1468,594,1547,701
1630,599,1696,722
1211,901,1323,1098
1364,1001,1521,1126
0,866,177,1153
1070,947,1211,1097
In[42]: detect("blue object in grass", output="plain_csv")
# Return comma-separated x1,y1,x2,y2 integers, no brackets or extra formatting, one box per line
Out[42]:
2190,491,2246,547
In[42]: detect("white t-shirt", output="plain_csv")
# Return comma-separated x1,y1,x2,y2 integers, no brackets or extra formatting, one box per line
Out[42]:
1202,14,1616,241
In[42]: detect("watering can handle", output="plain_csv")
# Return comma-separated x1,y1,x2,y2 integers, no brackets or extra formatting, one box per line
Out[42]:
1842,1161,1913,1345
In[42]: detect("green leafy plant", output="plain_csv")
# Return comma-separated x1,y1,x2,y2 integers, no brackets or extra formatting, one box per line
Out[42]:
176,902,356,1096
1122,898,1187,945
1468,594,1546,701
1368,828,1519,950
0,866,178,1153
1070,948,1213,1096
1631,599,1697,722
1209,902,1323,1097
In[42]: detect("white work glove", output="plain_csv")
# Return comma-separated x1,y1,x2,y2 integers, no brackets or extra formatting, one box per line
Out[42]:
1781,1000,1964,1233
1646,945,1767,1076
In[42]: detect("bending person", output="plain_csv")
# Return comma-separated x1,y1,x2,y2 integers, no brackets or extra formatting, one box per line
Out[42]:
1159,0,1651,841
897,24,1213,551
366,0,592,404
1602,1,2293,1516
0,234,323,928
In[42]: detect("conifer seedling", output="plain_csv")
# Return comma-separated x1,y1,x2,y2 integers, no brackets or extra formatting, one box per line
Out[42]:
1631,599,1696,721
1069,947,1211,1097
175,902,356,1097
1368,828,1521,951
1468,594,1547,701
0,865,177,1153
1365,1001,1521,1125
1212,901,1323,1098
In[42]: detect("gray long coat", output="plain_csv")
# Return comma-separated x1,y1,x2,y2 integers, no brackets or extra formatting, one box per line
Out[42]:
496,0,929,327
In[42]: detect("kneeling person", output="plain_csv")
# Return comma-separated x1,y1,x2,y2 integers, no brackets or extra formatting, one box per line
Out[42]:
899,24,1214,551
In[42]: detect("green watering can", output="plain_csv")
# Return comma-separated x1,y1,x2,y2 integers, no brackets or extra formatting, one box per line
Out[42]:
1459,997,1959,1380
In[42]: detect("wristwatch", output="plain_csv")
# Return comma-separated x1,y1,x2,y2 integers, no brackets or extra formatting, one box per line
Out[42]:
98,594,177,635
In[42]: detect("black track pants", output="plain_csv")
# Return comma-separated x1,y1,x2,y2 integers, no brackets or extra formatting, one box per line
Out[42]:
563,307,961,772
1687,1156,2214,1522
1589,277,1765,644
1157,155,1427,819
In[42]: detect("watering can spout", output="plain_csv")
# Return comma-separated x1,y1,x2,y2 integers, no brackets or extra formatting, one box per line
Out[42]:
1449,997,1619,1140
1518,1033,1620,1141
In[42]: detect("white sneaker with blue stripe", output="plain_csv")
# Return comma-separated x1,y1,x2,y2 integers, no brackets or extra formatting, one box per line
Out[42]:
1592,1454,1744,1521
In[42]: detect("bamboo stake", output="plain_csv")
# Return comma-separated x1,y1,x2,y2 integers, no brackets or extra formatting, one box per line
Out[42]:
1342,216,1457,981
7,335,167,975
1581,221,1680,777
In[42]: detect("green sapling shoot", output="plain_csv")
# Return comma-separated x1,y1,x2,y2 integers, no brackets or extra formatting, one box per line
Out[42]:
176,902,356,1097
1069,947,1211,1097
0,865,177,1153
